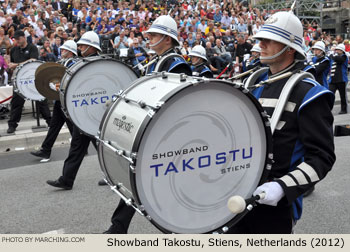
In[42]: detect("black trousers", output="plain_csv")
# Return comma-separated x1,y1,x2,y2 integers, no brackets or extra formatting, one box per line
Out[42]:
41,101,73,154
329,82,348,112
227,203,294,234
8,92,51,128
208,56,225,71
58,125,96,187
110,199,136,233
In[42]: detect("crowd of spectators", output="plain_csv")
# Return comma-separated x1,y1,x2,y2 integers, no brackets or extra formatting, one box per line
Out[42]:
0,0,349,83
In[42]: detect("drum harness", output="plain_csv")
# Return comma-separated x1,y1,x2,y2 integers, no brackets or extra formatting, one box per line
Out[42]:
244,66,315,134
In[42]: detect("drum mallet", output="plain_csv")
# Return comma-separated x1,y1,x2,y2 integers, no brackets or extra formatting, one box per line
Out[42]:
227,193,266,214
216,63,231,79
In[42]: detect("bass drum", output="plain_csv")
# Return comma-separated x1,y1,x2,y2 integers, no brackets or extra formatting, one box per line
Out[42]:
97,72,273,234
12,60,45,101
59,56,138,137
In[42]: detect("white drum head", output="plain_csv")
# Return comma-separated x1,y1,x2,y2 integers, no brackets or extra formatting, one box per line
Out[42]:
64,59,137,136
134,81,269,233
14,61,45,101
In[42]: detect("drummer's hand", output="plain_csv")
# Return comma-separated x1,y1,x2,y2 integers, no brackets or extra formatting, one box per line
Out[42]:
253,182,285,206
8,63,18,69
55,82,60,91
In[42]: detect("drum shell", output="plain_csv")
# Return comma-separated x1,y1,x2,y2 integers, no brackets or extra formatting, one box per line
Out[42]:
98,73,273,233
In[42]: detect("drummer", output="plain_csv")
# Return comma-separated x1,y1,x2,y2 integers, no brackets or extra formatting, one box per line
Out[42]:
188,45,214,78
227,10,335,233
7,30,51,134
30,40,77,161
104,15,192,234
46,32,102,190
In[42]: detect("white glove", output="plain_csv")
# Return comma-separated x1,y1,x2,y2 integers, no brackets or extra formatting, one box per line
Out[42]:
253,182,285,206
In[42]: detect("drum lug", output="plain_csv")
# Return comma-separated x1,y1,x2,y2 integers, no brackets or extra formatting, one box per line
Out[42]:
146,215,152,221
154,101,164,109
268,153,273,160
192,79,203,86
138,205,145,211
115,90,123,99
147,109,155,118
65,69,73,76
233,83,241,88
261,111,270,119
266,164,272,170
129,165,136,173
180,73,187,82
265,120,271,127
137,100,146,108
130,152,138,160
161,71,168,79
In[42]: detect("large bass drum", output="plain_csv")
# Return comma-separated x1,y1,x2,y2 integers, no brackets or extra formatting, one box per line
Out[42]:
12,60,45,101
97,72,273,234
59,56,138,137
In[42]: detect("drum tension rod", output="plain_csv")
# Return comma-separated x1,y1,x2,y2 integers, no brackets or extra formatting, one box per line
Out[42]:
117,94,160,110
97,138,135,164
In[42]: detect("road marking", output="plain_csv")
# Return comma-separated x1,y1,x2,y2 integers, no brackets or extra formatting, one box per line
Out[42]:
15,147,25,151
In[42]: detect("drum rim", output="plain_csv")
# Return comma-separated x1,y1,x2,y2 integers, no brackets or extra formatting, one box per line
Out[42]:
60,55,138,137
12,59,45,101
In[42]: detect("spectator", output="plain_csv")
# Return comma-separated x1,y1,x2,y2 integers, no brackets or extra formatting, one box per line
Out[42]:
235,33,252,66
206,41,225,72
214,38,232,65
113,29,129,50
127,37,147,68
39,47,57,62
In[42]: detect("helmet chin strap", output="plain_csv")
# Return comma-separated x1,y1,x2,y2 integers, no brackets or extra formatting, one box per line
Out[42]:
61,51,69,58
192,57,201,66
149,35,166,47
260,45,289,60
81,45,91,56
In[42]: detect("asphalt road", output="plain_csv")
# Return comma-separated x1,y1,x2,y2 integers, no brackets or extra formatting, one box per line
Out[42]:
0,131,349,234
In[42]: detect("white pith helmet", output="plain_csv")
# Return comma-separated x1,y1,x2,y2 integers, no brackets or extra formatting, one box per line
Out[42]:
312,41,326,53
335,44,346,53
251,44,261,53
60,40,78,55
188,45,207,61
77,31,101,51
145,15,179,46
253,11,305,60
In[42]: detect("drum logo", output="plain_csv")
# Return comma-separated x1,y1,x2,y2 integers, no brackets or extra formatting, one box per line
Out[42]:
19,79,35,85
149,147,253,178
113,116,134,133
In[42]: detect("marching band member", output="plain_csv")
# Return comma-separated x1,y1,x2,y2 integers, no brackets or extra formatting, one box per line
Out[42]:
228,9,335,233
7,30,51,134
329,43,349,114
242,44,263,72
309,41,331,88
188,45,213,78
104,15,192,234
46,31,102,190
30,40,77,161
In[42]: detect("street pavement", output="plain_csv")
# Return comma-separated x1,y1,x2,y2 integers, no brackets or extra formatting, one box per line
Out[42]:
0,90,349,234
